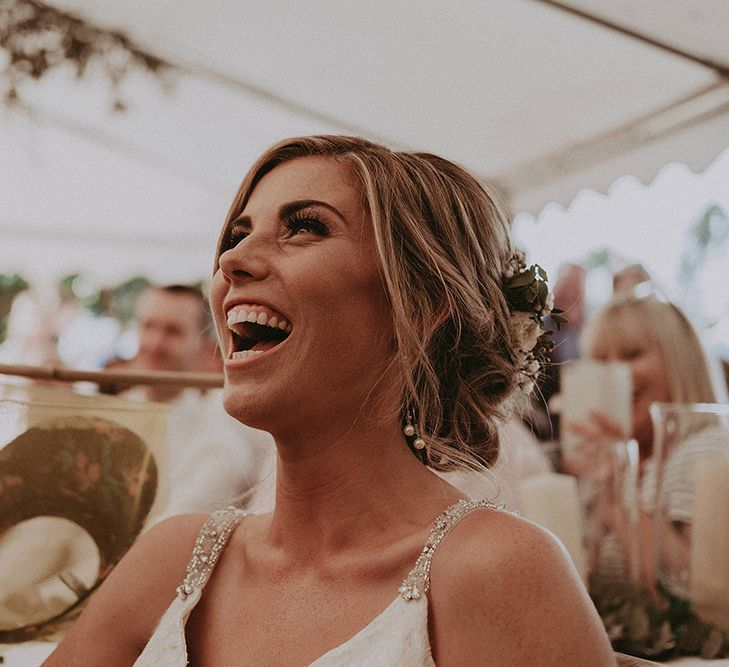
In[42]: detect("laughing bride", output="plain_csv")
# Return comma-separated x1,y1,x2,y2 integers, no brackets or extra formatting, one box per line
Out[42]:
46,136,615,665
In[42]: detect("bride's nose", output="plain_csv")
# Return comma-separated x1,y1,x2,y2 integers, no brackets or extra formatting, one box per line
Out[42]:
218,231,271,282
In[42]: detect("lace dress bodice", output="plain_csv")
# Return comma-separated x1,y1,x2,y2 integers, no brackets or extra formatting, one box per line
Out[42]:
134,499,501,666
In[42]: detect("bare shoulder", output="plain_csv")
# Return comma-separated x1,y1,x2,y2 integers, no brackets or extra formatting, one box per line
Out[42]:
428,508,615,666
44,513,208,667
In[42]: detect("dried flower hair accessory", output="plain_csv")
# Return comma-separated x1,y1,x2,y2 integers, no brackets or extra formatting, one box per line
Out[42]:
502,251,565,396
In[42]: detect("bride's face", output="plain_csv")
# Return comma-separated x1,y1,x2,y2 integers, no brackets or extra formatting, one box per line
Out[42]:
210,156,396,433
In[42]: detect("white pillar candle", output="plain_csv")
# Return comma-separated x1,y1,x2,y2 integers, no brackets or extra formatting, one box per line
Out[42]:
690,456,729,631
519,472,588,581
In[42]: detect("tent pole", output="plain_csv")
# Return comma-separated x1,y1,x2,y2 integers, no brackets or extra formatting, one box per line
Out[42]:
532,0,729,79
498,81,729,197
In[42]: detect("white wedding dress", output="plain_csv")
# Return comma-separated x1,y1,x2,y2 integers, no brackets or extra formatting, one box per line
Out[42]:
134,499,501,666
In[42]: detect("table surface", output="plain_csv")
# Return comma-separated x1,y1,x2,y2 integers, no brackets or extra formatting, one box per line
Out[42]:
1,642,728,666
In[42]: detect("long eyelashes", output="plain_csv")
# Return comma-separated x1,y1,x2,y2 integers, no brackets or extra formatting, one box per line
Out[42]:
284,210,330,238
225,224,248,250
221,210,330,253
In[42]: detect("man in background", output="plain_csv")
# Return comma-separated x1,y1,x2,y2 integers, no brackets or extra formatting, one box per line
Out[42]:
124,284,274,518
612,263,651,296
132,284,218,400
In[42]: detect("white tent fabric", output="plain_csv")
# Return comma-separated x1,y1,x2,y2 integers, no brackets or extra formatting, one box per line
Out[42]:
2,0,729,284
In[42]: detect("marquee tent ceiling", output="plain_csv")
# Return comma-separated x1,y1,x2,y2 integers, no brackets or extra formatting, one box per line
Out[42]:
2,0,729,284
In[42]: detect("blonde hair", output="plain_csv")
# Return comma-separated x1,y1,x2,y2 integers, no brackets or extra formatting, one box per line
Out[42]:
581,296,717,404
215,136,522,470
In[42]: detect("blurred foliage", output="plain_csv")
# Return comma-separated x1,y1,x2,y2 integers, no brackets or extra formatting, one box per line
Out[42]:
591,577,729,660
0,273,29,343
679,204,729,287
584,247,613,270
108,276,151,323
59,273,150,324
58,274,208,325
676,203,729,327
0,0,172,110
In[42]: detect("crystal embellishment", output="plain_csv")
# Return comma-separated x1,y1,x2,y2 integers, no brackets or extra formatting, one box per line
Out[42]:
176,507,246,600
398,498,502,602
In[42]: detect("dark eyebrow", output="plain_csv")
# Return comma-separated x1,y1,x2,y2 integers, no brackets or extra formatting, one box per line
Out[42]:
279,199,347,224
228,198,348,233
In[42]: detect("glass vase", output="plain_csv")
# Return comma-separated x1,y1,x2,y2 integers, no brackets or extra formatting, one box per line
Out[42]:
643,402,729,659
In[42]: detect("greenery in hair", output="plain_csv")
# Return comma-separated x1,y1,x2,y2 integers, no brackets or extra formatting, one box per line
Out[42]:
502,251,565,398
503,255,566,328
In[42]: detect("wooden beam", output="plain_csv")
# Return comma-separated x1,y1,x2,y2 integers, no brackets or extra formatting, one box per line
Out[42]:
0,364,223,388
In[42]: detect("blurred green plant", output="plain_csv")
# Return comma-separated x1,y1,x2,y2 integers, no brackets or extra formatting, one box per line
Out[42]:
0,273,29,344
59,273,150,324
108,276,151,324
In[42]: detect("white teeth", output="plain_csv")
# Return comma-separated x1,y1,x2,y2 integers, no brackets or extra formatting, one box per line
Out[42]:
231,350,263,360
226,306,292,333
225,306,292,359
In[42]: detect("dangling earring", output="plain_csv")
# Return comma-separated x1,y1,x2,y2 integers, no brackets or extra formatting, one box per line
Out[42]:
403,410,415,437
403,410,426,450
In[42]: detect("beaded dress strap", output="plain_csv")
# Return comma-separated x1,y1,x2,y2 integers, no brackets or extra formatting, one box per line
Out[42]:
398,498,502,602
176,506,246,600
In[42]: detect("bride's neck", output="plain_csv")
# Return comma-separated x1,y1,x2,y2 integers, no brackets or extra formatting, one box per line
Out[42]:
264,416,455,556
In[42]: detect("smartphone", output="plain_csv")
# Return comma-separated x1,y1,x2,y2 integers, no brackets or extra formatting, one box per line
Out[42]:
560,358,632,463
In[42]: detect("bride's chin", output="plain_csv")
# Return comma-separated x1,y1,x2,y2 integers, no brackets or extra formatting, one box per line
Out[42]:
222,388,276,431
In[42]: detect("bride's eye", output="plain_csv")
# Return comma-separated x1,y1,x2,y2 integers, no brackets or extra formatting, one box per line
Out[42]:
284,211,329,238
223,223,248,251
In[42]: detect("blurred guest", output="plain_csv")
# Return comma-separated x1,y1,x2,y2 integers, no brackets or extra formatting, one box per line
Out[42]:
549,263,587,362
612,263,651,296
130,285,211,401
0,290,61,367
569,295,726,590
122,285,274,519
576,295,719,464
529,263,587,440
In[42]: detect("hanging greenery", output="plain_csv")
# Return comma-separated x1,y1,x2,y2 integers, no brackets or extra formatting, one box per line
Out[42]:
0,0,172,110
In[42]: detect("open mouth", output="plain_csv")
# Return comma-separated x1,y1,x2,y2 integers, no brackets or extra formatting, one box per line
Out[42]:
226,304,292,360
